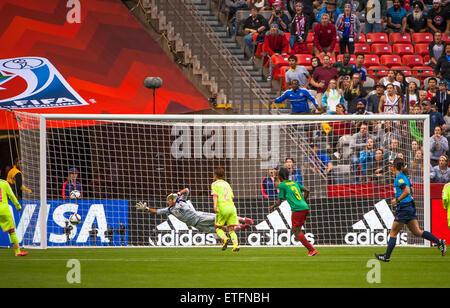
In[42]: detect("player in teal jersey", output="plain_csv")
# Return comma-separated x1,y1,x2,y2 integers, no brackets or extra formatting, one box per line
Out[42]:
375,158,446,262
0,179,27,256
270,167,318,256
211,167,240,252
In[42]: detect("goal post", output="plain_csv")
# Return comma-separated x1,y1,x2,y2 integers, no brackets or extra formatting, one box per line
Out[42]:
13,112,431,248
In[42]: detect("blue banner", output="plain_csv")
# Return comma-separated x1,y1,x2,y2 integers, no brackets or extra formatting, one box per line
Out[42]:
0,200,129,247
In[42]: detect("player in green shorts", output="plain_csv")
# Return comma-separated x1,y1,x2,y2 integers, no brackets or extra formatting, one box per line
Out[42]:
0,179,28,256
443,183,450,230
211,167,240,252
270,167,318,256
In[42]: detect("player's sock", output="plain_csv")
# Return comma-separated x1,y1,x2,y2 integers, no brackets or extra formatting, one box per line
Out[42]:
243,217,254,225
421,231,440,245
9,232,20,255
229,230,238,247
216,228,227,241
297,232,314,252
385,236,397,259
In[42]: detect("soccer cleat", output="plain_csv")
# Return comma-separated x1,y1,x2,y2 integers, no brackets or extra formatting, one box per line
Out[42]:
15,251,28,257
221,238,229,251
307,249,318,256
374,253,390,262
438,240,447,256
232,245,240,252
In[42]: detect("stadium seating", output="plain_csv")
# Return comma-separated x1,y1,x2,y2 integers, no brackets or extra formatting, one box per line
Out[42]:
414,43,429,57
363,54,380,67
389,33,411,44
354,43,371,54
371,43,392,55
412,33,433,44
380,54,402,67
295,54,313,66
391,66,412,76
307,32,314,43
367,66,389,80
402,54,424,67
366,33,388,44
393,44,414,56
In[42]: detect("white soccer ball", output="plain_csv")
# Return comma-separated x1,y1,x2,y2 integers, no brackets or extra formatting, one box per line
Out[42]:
70,190,81,199
69,213,82,225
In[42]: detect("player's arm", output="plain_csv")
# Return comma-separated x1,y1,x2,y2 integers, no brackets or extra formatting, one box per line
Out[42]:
270,198,283,213
301,186,310,201
178,188,190,199
135,201,160,214
212,194,218,213
6,182,21,212
391,184,410,207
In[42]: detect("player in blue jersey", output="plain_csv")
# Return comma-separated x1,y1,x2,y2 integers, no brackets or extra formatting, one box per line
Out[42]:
375,158,447,262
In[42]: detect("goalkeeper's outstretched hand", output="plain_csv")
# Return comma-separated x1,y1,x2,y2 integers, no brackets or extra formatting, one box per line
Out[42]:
136,201,149,211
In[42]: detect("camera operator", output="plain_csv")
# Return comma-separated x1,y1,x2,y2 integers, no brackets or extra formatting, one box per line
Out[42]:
268,2,290,32
63,220,74,245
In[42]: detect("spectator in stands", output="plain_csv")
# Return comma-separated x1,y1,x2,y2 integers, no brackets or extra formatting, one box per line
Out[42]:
422,100,446,135
321,79,345,114
354,98,372,115
287,0,320,30
261,163,279,199
432,80,450,115
285,157,303,184
337,0,356,13
267,0,285,10
305,143,333,176
333,53,354,77
350,123,375,182
386,0,408,34
243,6,269,59
427,0,450,34
404,81,420,113
408,139,421,165
431,155,450,182
336,3,361,54
267,1,290,32
264,24,289,80
395,71,408,95
313,13,338,57
379,83,403,114
419,89,432,106
310,56,322,74
357,137,376,182
317,0,342,24
353,54,367,83
273,79,320,114
289,2,310,54
385,138,401,162
356,0,387,34
443,103,450,155
427,77,439,98
406,1,429,33
62,168,83,200
345,72,367,114
246,0,266,11
371,148,390,183
382,70,402,89
430,125,449,165
410,149,424,183
226,0,249,21
285,55,311,88
435,44,450,90
310,54,339,106
377,120,402,150
367,83,385,113
428,31,447,68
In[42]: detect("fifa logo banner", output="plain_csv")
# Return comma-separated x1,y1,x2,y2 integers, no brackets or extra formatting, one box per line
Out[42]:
0,57,89,109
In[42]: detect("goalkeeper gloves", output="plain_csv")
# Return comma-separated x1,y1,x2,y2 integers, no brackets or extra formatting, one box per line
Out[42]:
136,201,149,211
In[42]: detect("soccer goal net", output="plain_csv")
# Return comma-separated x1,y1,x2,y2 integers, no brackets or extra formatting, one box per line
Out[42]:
12,112,430,248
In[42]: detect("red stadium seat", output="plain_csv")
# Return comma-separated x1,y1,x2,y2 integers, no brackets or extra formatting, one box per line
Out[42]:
356,33,366,43
366,33,389,44
354,43,371,54
280,66,290,89
393,44,414,56
414,66,434,80
307,32,314,43
295,54,313,66
371,43,392,55
414,43,429,57
443,33,450,43
307,42,314,54
412,33,434,44
337,54,356,64
380,55,402,67
363,54,380,67
402,54,424,67
389,33,411,44
391,66,413,76
367,66,389,78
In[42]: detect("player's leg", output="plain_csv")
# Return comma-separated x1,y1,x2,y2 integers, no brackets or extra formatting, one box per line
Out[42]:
291,210,316,255
215,212,229,250
407,219,446,256
238,216,254,225
375,221,404,262
8,229,27,256
227,207,240,252
0,213,27,257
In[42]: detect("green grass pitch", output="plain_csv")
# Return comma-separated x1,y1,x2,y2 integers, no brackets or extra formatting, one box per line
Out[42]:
0,246,449,288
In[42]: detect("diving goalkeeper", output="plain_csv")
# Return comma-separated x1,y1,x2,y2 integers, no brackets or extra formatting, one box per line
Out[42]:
136,188,253,233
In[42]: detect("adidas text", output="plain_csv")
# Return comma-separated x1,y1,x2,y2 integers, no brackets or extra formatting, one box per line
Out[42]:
345,230,407,245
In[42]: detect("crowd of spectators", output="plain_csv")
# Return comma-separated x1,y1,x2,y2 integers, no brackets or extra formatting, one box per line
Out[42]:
225,0,450,185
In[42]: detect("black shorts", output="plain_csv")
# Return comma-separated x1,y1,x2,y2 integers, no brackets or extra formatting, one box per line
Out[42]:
394,201,418,224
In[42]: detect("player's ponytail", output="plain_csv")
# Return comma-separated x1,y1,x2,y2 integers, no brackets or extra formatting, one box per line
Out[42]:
393,157,408,175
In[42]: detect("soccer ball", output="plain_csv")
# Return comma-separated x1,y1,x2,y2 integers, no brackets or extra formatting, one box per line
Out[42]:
70,190,81,199
69,213,82,225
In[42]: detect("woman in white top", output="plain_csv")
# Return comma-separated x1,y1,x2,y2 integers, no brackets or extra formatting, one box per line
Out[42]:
378,83,402,114
321,79,345,114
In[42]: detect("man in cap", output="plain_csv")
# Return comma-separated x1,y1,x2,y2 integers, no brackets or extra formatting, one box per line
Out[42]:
318,0,342,25
431,80,450,115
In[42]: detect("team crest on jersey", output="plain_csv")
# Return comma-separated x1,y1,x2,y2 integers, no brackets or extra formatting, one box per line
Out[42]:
0,57,88,109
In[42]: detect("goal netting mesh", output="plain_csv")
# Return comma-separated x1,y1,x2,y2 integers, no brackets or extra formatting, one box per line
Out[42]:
13,112,430,248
